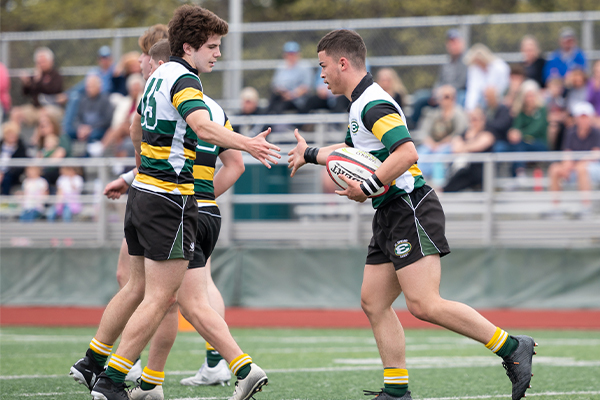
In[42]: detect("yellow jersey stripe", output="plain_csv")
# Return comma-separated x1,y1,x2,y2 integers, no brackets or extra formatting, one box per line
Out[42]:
172,87,203,109
224,120,233,131
408,164,423,177
136,173,194,195
141,142,195,160
193,165,216,181
371,113,405,141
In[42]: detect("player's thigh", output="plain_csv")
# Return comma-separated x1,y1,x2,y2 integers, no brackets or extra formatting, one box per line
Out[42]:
396,254,442,307
361,263,402,311
177,267,210,314
144,258,189,300
116,238,130,286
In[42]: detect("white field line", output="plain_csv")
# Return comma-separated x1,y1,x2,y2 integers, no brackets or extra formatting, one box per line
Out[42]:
3,356,599,381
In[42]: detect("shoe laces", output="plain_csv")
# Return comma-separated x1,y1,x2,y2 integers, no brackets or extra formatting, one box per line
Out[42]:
502,361,518,384
363,388,385,397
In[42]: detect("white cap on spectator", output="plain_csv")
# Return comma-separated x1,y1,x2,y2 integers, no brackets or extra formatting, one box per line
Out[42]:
572,101,596,117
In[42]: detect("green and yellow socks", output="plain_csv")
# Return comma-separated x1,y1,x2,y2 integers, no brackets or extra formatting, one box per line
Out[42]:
140,367,164,390
206,342,224,367
383,368,409,397
89,337,113,367
486,327,519,358
105,354,134,384
229,353,253,379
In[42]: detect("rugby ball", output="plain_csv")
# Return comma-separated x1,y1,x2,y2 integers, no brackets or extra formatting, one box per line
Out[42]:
326,147,388,197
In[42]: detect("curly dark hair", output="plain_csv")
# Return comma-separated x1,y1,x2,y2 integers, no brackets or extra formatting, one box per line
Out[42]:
138,24,169,54
317,29,366,71
168,5,229,57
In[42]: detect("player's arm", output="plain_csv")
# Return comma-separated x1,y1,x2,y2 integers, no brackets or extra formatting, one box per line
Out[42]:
214,149,244,198
338,101,417,202
103,167,139,200
130,113,143,156
287,129,346,177
186,110,280,168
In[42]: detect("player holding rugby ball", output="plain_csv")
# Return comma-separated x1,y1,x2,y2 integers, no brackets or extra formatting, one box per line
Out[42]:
287,29,535,400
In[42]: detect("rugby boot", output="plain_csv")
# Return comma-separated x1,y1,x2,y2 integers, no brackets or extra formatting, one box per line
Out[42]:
91,372,130,400
502,335,537,400
129,380,164,400
363,389,412,399
228,363,268,400
180,358,231,386
69,348,105,391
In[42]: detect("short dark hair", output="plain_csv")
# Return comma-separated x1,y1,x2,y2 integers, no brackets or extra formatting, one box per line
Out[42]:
168,5,228,57
317,29,366,70
149,39,171,64
138,24,168,54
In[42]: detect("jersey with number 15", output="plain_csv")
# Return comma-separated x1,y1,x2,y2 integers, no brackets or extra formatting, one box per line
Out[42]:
133,57,208,195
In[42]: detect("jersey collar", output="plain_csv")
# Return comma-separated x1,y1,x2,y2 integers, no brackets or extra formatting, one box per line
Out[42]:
169,56,199,75
349,72,374,106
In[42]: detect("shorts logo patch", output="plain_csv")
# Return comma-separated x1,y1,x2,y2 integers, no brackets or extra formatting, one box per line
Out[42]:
190,242,195,252
394,239,412,258
350,119,359,134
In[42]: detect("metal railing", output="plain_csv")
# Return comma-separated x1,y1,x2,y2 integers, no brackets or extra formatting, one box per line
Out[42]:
2,149,599,249
3,11,600,108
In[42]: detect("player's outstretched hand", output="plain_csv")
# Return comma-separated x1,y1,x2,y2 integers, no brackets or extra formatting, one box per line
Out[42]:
103,177,129,200
248,127,281,168
287,129,308,177
335,174,367,203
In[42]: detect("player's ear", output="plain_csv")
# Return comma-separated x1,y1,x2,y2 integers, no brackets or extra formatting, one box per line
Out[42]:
339,57,349,71
158,60,165,66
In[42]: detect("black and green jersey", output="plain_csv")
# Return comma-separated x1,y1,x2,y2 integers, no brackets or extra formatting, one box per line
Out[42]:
346,73,425,208
133,56,207,195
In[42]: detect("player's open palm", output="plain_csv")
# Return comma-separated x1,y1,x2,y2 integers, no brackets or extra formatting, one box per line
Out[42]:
288,129,308,177
248,127,281,168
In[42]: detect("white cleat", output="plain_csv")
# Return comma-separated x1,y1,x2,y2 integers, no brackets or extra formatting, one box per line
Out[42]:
129,383,164,400
180,359,231,386
125,359,143,383
229,363,268,400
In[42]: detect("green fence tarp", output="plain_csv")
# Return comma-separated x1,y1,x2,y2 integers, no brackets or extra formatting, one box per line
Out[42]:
1,247,599,308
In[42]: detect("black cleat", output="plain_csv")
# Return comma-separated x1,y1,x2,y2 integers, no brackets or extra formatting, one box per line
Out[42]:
90,372,130,400
502,335,537,400
363,389,413,399
69,348,104,391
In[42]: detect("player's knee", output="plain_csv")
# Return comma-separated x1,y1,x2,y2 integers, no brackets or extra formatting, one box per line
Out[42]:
360,294,385,317
406,298,435,322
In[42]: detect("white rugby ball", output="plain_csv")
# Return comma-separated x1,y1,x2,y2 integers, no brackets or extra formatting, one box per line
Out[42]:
325,147,388,197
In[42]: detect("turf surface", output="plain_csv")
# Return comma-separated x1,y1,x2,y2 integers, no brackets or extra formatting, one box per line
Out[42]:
1,327,599,399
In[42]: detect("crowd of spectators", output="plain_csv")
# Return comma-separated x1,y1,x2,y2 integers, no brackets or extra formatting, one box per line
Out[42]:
1,25,600,222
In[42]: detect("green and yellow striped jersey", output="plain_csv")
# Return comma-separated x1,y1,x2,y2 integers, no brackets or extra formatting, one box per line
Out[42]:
346,73,425,208
133,57,207,195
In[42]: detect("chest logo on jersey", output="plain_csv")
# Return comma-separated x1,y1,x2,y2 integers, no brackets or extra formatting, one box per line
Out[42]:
394,239,412,258
350,119,359,135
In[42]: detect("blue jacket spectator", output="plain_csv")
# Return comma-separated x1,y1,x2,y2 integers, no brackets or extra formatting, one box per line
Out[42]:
71,74,114,144
542,27,587,84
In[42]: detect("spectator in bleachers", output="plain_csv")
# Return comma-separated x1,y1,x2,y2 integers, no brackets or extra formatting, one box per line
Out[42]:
374,68,407,109
47,166,83,222
565,68,588,114
19,165,48,222
543,26,587,84
495,80,548,176
11,47,64,127
548,102,600,213
502,64,527,111
417,85,468,184
464,43,510,111
442,108,495,192
31,106,71,156
483,86,512,146
0,62,11,122
410,28,467,128
0,121,27,195
266,41,313,114
232,87,268,136
101,73,145,157
110,51,142,97
588,60,600,121
95,46,115,94
71,74,114,156
520,35,546,88
35,117,67,189
545,76,568,150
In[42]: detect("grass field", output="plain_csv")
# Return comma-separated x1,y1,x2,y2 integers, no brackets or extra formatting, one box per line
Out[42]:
1,327,600,399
